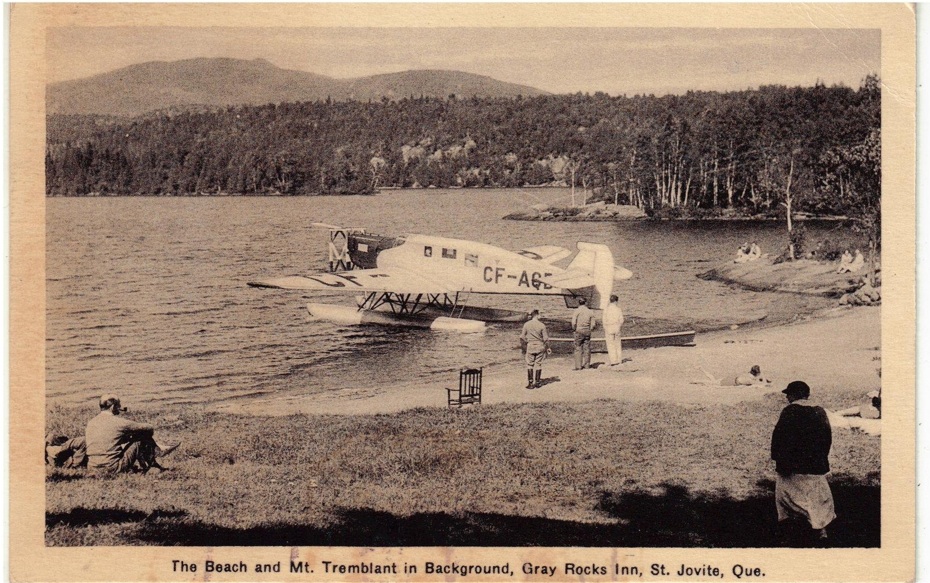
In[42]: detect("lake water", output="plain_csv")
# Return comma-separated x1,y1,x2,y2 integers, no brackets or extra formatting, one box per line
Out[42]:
46,189,835,410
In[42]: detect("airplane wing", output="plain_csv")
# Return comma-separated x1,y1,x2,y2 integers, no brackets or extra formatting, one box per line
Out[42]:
518,245,572,264
248,267,455,294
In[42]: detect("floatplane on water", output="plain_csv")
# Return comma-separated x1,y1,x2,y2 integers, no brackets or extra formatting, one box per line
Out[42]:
249,225,627,331
248,225,695,346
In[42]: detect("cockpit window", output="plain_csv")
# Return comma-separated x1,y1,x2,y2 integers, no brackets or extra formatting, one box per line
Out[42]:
442,248,457,259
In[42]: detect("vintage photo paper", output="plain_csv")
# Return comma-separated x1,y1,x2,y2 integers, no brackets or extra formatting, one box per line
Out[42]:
10,4,916,582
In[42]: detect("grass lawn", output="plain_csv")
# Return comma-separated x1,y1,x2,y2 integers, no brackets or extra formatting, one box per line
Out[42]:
46,388,879,547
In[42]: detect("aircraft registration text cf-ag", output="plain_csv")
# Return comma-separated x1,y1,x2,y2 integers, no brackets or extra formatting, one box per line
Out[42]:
248,225,633,332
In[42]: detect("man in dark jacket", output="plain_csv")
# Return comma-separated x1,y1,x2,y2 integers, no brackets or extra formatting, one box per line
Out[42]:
571,298,597,370
771,380,835,545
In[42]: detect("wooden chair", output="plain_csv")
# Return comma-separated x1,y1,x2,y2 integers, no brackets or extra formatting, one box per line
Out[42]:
446,367,482,408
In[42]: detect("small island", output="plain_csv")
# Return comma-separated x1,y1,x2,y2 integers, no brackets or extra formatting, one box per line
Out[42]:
504,201,647,221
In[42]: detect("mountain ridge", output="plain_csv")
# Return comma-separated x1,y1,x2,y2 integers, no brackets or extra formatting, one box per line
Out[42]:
47,57,548,117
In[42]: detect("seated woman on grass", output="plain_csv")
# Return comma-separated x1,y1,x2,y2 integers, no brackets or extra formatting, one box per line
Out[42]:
836,250,854,273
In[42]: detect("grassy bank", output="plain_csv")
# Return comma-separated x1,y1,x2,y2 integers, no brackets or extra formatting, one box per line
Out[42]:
46,389,879,547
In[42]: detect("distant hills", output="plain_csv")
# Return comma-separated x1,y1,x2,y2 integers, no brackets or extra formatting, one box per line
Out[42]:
47,57,548,117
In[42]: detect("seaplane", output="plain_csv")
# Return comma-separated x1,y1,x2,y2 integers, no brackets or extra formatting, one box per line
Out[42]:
247,225,633,332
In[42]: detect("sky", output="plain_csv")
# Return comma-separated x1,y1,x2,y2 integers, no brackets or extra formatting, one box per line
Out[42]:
46,27,881,96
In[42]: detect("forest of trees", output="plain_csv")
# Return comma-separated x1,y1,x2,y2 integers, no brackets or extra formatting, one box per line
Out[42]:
46,76,880,223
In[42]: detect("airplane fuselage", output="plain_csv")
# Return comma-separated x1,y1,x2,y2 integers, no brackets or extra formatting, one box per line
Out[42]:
249,228,623,326
362,234,564,296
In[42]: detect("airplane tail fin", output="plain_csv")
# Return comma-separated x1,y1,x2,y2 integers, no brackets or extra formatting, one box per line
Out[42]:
564,242,615,310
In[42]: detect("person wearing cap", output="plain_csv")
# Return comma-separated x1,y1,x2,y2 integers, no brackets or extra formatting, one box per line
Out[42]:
602,294,624,367
85,394,177,473
770,380,835,545
571,297,597,370
520,309,550,389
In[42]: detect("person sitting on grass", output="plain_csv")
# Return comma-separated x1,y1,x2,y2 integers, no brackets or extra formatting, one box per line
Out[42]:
848,249,866,273
45,433,87,469
85,394,178,474
835,249,854,273
734,365,771,386
734,242,752,263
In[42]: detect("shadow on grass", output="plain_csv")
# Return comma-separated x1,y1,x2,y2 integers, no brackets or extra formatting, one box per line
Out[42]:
594,475,879,547
48,474,878,547
46,471,88,483
47,508,188,529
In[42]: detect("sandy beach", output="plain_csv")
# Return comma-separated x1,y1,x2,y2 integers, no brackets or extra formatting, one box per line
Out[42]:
226,305,880,416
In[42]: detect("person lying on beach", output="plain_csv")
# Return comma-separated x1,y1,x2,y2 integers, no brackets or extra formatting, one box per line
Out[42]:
692,365,771,387
735,365,771,386
835,390,881,419
826,390,881,436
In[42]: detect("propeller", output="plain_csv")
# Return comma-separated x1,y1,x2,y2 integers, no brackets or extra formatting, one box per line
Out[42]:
310,222,366,234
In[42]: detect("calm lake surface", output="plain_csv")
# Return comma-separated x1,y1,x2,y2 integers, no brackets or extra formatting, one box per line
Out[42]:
47,189,835,410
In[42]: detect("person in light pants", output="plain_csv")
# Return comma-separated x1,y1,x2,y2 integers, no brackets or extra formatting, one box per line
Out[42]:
603,294,625,367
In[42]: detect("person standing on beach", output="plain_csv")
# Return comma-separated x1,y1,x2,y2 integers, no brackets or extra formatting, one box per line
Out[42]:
603,294,624,367
571,297,597,370
520,309,550,389
770,381,835,546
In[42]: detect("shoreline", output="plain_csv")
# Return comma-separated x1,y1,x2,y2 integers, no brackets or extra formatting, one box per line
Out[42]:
503,215,849,223
45,303,882,548
219,305,879,417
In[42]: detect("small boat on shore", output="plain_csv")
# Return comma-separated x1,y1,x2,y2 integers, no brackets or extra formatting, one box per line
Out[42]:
547,329,696,354
539,316,696,353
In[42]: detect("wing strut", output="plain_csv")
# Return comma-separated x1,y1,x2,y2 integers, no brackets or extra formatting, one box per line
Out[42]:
328,229,355,272
450,291,472,318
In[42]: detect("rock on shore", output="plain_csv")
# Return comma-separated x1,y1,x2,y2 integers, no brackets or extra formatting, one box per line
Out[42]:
699,256,879,300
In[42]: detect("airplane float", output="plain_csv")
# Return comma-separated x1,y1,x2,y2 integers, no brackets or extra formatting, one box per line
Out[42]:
248,225,633,332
